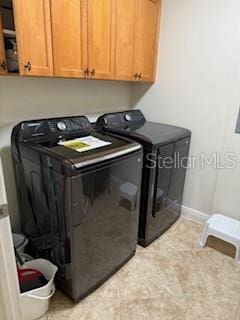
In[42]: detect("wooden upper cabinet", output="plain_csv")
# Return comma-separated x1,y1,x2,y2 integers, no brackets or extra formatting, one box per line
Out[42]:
13,0,53,77
87,0,116,80
0,13,7,75
135,0,161,82
10,0,161,81
51,0,88,78
115,0,137,81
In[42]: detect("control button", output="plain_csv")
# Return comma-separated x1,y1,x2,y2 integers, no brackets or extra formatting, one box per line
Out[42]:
125,114,132,121
57,121,67,131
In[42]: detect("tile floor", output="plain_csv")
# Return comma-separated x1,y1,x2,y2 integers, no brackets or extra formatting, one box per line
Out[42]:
40,218,240,320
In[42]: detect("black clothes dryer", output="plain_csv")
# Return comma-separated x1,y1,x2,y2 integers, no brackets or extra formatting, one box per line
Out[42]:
11,116,143,302
96,110,191,247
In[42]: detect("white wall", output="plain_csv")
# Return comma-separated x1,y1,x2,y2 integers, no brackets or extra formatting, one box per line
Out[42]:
0,76,132,230
132,0,240,219
211,104,240,219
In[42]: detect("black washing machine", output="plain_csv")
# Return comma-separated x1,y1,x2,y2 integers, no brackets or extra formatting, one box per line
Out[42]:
11,116,143,302
96,110,191,247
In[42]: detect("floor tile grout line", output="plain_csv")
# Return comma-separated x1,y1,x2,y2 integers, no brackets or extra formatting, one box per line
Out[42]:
117,293,238,302
50,292,239,307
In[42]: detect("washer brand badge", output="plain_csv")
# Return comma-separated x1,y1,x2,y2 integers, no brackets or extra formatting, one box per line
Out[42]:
32,133,44,136
27,123,41,127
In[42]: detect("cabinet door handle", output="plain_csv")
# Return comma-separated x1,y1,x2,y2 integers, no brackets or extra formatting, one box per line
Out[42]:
24,61,31,72
134,73,138,79
91,69,95,77
84,68,89,76
138,73,142,80
1,60,7,71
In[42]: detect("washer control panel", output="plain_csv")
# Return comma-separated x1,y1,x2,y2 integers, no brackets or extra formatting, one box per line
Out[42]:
21,116,93,142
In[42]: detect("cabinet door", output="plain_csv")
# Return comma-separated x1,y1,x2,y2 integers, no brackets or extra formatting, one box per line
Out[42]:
115,0,137,81
135,0,161,82
0,13,7,75
87,0,116,80
51,0,88,78
13,0,53,76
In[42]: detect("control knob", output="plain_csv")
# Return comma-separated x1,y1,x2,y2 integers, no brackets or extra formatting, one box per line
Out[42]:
125,114,132,121
57,121,67,131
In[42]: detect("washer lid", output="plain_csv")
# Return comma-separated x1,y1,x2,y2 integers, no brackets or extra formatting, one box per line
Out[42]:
36,131,142,173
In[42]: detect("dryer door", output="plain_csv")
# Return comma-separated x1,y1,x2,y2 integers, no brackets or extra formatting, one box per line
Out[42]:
151,137,190,235
167,137,190,205
152,143,174,217
147,142,177,243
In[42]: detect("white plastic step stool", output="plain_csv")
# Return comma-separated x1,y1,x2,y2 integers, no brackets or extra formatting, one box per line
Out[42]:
200,214,240,263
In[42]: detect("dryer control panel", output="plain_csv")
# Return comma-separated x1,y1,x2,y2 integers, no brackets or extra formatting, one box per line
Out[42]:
17,116,93,142
96,110,145,129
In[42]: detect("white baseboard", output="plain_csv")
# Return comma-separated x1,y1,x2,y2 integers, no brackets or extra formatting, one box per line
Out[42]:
181,205,210,224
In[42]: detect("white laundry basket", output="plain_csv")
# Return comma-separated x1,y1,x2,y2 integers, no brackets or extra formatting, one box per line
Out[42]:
20,259,58,320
